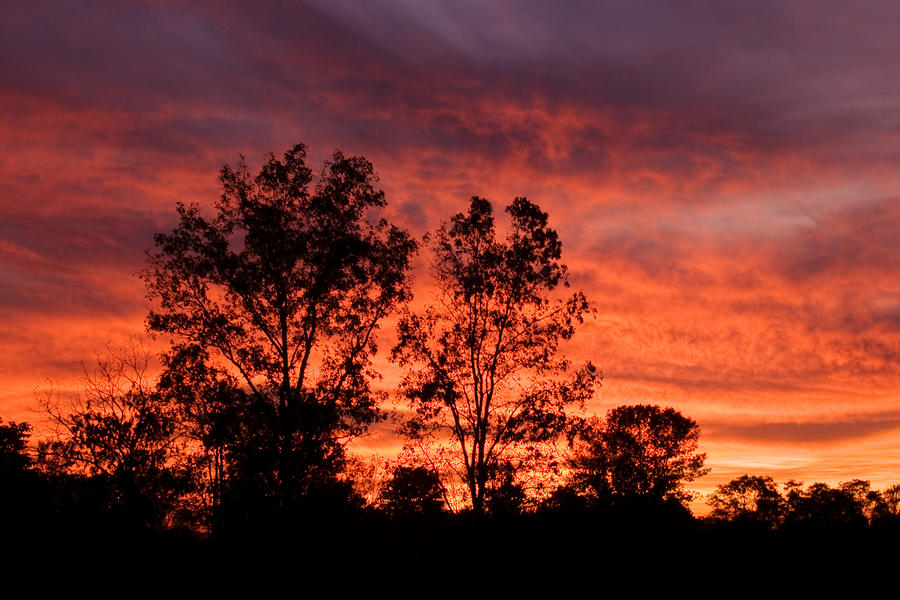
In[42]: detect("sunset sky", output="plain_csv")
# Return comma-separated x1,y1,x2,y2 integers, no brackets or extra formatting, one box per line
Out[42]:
2,1,900,504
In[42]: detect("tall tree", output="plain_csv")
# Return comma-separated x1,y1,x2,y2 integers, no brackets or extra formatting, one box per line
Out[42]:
393,196,597,514
143,143,417,507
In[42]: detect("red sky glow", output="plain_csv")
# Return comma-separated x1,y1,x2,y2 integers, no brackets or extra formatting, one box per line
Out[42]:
2,0,900,505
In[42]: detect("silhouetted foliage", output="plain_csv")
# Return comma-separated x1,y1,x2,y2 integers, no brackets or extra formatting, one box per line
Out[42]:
0,417,32,474
378,465,445,518
706,476,900,535
566,418,614,504
784,480,867,528
38,342,189,530
393,196,597,513
881,483,900,516
143,143,417,509
157,343,278,533
708,474,784,527
570,404,708,506
538,484,592,514
838,479,887,523
0,418,64,541
485,465,528,516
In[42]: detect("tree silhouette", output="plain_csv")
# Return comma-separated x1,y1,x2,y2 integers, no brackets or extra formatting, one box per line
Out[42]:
707,474,784,527
881,483,900,516
393,196,597,514
838,479,886,523
0,418,51,540
0,418,32,475
784,481,866,528
485,463,528,516
378,465,445,518
570,404,708,506
157,343,277,533
38,342,188,529
144,143,417,509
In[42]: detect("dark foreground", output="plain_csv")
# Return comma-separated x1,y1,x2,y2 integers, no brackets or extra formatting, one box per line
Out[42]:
7,501,899,593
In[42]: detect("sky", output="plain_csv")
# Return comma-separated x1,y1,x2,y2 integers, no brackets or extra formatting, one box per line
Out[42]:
2,0,900,503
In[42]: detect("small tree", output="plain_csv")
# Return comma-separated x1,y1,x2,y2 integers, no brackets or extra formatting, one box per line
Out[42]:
144,143,417,508
707,474,784,526
38,342,187,529
881,483,900,516
0,418,33,475
570,404,708,506
378,465,446,518
393,196,597,514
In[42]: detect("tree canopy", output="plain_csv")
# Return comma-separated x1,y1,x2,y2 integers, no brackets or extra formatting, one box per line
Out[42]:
707,474,784,526
0,418,32,475
378,465,446,518
393,196,597,513
143,143,417,507
570,404,708,506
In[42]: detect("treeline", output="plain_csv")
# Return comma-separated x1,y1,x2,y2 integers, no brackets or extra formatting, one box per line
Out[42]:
708,475,900,529
4,143,897,557
0,397,709,538
5,409,900,583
